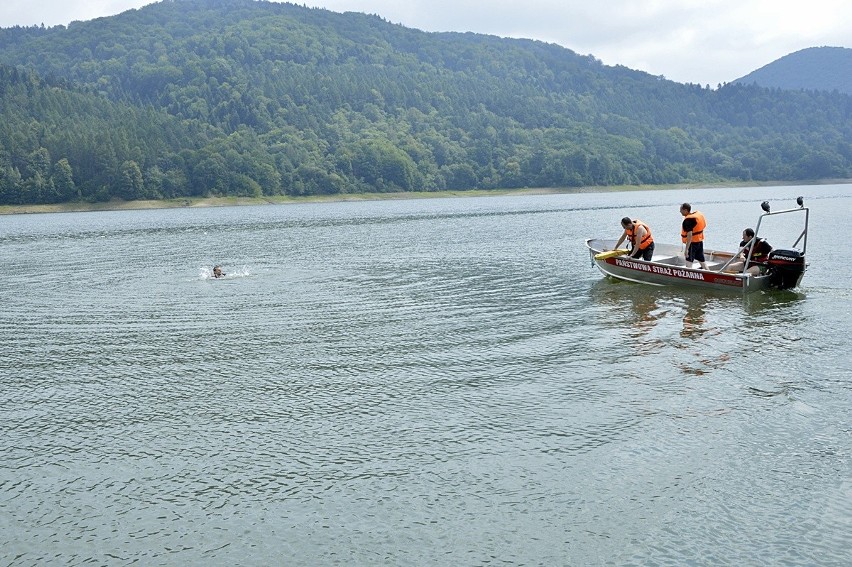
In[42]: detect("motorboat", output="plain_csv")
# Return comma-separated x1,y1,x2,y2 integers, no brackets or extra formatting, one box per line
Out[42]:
586,197,809,294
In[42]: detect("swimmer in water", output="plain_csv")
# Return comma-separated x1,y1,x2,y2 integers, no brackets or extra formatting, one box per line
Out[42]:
213,265,225,278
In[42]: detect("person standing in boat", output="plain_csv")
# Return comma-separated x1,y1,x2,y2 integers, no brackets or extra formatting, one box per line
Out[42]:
680,203,708,270
725,228,773,275
613,217,655,260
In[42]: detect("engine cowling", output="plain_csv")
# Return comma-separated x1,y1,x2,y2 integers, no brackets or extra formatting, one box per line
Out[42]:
766,249,806,289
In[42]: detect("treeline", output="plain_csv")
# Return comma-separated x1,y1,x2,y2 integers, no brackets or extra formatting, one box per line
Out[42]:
0,65,283,204
0,0,850,205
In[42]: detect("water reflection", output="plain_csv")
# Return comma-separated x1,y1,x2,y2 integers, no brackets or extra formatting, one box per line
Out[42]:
588,281,676,360
589,280,666,329
589,280,741,375
675,294,730,376
742,289,807,318
680,295,707,339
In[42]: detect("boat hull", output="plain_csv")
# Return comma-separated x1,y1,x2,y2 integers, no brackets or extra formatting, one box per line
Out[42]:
586,239,772,294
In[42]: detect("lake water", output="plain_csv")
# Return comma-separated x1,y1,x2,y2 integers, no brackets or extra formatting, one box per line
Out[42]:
1,184,850,565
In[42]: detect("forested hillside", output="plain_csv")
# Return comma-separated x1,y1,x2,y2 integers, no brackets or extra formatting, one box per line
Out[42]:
0,0,850,205
0,65,220,204
735,47,852,95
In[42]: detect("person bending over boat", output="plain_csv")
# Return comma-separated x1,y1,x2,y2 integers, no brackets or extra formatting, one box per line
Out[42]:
680,203,708,270
725,228,773,276
613,217,655,260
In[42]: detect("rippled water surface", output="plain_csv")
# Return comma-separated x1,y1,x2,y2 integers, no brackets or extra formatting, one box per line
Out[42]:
2,185,850,565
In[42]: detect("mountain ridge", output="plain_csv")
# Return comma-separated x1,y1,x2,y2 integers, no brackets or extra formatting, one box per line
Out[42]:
734,46,852,94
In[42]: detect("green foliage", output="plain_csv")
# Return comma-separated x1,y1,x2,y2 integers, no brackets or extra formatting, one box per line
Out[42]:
0,0,849,205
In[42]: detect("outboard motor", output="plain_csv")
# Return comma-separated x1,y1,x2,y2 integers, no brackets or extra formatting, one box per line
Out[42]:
766,249,806,289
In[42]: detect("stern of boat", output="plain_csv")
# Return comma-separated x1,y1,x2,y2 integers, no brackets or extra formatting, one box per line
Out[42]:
766,249,807,289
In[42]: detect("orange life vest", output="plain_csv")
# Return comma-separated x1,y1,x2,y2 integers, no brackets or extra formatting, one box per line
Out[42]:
681,211,706,243
627,220,654,250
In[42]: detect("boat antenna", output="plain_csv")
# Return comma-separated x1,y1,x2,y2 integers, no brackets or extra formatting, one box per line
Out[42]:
761,201,770,213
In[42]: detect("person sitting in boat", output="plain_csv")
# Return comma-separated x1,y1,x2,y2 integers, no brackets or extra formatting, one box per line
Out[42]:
613,217,655,261
680,203,708,270
725,228,772,275
213,265,225,278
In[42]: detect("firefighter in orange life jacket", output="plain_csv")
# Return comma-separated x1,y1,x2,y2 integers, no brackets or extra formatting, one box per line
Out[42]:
680,203,708,270
613,216,655,261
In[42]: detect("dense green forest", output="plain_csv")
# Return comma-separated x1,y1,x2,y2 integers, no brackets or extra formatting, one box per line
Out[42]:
0,0,850,205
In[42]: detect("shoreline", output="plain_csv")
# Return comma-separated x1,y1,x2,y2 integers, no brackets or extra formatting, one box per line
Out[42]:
1,180,848,216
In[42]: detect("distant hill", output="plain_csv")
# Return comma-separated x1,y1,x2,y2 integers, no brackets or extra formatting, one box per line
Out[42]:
735,46,852,94
0,0,850,205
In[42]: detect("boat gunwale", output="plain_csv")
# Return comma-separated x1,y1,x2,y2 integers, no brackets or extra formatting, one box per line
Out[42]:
585,238,768,293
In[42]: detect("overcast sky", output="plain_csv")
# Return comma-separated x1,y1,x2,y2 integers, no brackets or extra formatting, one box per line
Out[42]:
2,0,849,86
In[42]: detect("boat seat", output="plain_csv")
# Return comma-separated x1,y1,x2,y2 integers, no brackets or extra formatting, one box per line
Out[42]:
652,255,685,266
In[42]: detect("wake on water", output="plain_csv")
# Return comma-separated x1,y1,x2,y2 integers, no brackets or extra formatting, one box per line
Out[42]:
199,265,252,280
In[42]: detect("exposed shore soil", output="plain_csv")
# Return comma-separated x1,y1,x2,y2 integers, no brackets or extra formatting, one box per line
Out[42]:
1,180,847,216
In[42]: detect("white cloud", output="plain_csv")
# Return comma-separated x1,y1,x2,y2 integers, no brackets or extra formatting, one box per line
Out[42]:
0,0,150,27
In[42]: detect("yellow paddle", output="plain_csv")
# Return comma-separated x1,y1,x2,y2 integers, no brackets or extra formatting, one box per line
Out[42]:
594,249,630,260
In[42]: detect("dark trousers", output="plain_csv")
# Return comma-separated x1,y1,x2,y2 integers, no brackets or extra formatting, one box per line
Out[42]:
686,241,705,263
631,242,654,261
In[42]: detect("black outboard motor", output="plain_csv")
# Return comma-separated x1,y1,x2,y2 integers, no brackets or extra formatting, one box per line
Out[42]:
766,249,806,289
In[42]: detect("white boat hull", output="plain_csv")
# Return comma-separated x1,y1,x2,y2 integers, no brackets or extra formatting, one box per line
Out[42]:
585,239,774,294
